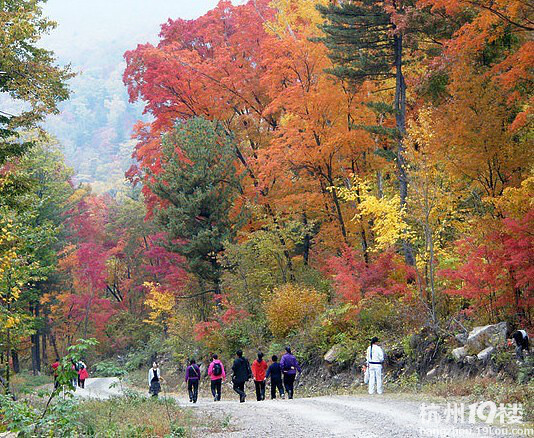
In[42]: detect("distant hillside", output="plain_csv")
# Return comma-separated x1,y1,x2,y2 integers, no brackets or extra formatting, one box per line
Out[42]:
43,42,145,193
38,0,226,192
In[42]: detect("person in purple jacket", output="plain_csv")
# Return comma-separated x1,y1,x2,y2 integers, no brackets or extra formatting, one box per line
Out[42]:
185,358,201,403
280,346,302,399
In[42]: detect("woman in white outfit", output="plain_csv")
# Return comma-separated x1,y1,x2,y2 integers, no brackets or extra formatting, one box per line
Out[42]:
366,337,384,395
148,362,163,397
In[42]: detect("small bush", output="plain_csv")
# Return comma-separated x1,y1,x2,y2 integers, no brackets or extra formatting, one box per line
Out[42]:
93,360,128,377
265,283,326,338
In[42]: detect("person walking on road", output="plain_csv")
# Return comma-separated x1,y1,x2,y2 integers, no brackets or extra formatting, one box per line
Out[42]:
78,362,89,389
51,357,60,389
208,354,226,401
185,358,201,403
71,359,79,387
366,337,385,395
266,355,284,399
148,362,163,397
251,352,268,401
232,350,251,403
77,360,87,388
280,347,301,399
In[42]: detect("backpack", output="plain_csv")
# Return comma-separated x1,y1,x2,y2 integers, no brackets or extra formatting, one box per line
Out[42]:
282,355,293,372
213,362,222,377
246,359,252,380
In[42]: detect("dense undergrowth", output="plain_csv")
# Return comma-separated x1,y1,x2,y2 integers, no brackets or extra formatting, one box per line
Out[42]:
0,390,222,437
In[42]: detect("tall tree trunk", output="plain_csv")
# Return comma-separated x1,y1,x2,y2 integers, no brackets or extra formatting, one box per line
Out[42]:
50,333,60,361
11,349,19,374
30,302,41,375
377,171,384,199
326,166,348,244
342,177,369,264
302,212,311,266
425,209,437,329
42,332,48,368
394,33,415,266
5,307,11,394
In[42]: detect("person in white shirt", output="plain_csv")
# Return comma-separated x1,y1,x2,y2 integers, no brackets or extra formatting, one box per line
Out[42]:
366,337,385,395
148,362,163,397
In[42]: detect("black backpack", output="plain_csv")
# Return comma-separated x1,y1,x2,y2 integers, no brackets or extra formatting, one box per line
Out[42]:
213,362,222,377
246,359,252,380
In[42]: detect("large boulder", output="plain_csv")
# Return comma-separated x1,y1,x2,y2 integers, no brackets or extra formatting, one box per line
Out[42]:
465,322,507,354
452,347,468,361
477,346,495,362
426,367,438,378
466,355,477,365
455,333,468,345
324,345,342,363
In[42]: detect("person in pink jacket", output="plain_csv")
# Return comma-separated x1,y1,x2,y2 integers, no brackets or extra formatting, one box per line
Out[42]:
207,354,226,401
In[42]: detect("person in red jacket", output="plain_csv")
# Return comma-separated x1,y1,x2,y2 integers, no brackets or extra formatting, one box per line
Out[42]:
51,358,60,389
78,362,89,389
251,352,268,401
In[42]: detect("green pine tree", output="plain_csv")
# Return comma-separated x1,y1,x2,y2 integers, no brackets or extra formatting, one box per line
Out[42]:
318,0,415,265
150,117,241,302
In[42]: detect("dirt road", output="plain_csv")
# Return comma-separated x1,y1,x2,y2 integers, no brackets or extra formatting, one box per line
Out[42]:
183,394,504,438
77,378,520,437
72,377,123,400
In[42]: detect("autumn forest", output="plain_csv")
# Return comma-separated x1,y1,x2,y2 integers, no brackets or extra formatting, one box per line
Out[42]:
0,0,532,432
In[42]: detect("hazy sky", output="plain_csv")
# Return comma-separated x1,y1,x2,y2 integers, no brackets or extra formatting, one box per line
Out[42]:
41,0,244,60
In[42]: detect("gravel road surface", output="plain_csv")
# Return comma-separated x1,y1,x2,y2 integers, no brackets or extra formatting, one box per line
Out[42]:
77,378,524,437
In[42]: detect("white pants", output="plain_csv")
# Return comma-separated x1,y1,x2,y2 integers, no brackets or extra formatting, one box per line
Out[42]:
368,366,383,394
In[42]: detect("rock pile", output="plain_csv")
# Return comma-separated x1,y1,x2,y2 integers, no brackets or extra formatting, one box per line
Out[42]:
452,322,507,364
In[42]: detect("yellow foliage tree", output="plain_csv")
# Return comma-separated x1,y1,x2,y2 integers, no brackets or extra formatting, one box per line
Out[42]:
265,283,326,338
405,107,469,326
266,0,328,37
337,178,410,250
491,173,534,219
143,282,175,333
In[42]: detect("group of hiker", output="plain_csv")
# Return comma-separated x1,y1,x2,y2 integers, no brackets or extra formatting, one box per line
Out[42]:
170,330,530,401
150,346,303,402
48,329,529,401
50,358,89,389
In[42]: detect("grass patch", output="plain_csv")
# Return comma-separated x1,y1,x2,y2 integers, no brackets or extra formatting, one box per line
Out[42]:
11,371,53,395
424,378,534,422
78,392,197,437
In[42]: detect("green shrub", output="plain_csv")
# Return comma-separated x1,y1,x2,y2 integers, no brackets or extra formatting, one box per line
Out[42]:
0,393,81,437
93,360,128,377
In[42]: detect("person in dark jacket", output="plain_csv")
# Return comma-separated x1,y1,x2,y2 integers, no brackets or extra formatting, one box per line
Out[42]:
512,330,530,361
185,358,201,403
266,355,284,399
231,350,251,403
280,346,302,399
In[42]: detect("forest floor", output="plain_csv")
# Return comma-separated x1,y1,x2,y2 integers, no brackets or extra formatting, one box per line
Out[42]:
73,377,529,437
